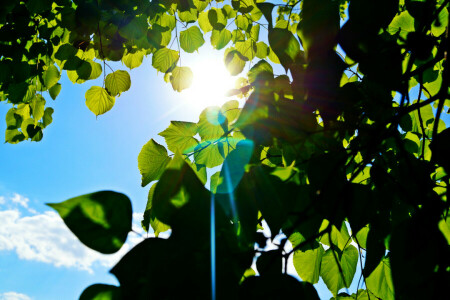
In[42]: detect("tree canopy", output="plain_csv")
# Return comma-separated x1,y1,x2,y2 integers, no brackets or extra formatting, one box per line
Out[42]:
1,0,450,299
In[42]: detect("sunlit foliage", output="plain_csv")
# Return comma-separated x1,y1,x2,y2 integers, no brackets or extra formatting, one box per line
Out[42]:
2,0,450,299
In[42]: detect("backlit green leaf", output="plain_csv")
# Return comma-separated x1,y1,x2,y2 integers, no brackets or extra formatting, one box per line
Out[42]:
85,86,115,116
138,139,172,187
152,48,179,73
170,66,193,92
180,26,205,53
122,50,145,69
366,256,395,300
47,191,132,254
105,70,131,97
320,245,358,296
159,121,198,153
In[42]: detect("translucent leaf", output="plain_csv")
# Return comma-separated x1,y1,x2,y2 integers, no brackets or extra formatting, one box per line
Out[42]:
247,60,273,84
119,15,148,40
198,11,213,33
221,100,240,123
152,48,179,73
142,183,170,236
138,139,172,187
180,26,205,53
158,121,198,153
235,39,256,60
216,140,254,194
105,70,131,96
366,257,395,300
193,142,226,168
320,245,358,296
268,28,300,70
47,191,132,254
122,50,145,69
49,83,62,100
388,11,415,38
432,7,448,36
67,60,102,84
236,15,249,31
198,106,226,141
85,86,115,116
170,66,193,92
224,48,247,76
42,107,54,128
30,95,45,125
208,7,227,30
43,64,60,88
211,29,232,50
292,241,325,284
255,41,269,59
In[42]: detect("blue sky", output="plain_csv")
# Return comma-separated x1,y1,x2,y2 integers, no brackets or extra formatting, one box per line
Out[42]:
0,42,370,299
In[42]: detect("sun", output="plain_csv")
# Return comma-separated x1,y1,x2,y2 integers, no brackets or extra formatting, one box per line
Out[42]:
181,52,238,110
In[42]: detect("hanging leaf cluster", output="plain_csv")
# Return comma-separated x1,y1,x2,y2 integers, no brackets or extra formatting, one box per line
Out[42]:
3,0,450,299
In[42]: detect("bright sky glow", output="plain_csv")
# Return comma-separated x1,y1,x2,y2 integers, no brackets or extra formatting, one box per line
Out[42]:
180,53,237,110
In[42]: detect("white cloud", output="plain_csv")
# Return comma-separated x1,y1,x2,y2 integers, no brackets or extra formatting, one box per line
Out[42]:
0,208,145,273
0,196,5,205
10,194,29,208
0,291,32,300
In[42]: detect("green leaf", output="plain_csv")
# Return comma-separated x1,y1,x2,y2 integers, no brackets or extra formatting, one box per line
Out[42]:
197,106,226,141
198,11,213,33
247,60,273,84
355,226,369,249
438,217,450,245
79,284,121,300
105,70,131,97
122,50,145,69
43,65,60,88
180,26,205,53
211,29,232,50
366,257,395,300
224,48,247,76
67,60,102,84
235,39,256,60
85,86,115,116
216,140,254,194
236,15,249,31
30,95,45,125
221,100,240,123
5,129,25,144
170,66,193,92
42,107,54,128
208,7,227,30
49,83,62,100
292,240,325,284
142,183,170,236
119,16,148,40
138,139,172,187
432,7,448,36
193,142,226,168
158,121,198,153
152,48,179,73
388,11,415,37
47,191,132,254
255,41,269,59
268,28,300,70
320,245,358,296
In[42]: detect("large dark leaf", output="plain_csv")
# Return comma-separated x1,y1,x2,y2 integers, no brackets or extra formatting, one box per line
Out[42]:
47,191,132,254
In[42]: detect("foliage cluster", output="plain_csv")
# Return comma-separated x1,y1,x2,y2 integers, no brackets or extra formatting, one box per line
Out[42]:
1,0,450,299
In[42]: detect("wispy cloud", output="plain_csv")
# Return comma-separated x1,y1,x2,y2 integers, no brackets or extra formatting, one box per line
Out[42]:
0,291,32,300
0,194,145,273
10,194,29,208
